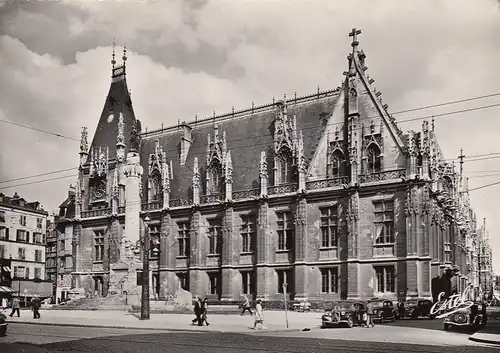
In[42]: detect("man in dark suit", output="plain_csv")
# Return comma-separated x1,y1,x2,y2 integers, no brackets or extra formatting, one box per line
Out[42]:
192,297,202,325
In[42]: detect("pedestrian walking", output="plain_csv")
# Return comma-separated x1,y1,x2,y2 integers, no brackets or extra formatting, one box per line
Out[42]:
200,298,210,326
365,301,375,328
192,297,203,326
253,299,266,330
398,301,405,320
31,295,41,319
9,297,20,317
241,294,253,316
1,298,7,310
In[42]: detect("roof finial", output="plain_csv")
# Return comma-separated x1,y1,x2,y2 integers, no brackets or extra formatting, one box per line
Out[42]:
122,44,127,65
431,117,435,131
111,40,116,69
349,28,362,47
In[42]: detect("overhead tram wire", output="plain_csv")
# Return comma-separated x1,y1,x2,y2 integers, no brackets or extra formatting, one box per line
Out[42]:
1,90,500,147
0,174,78,190
0,167,77,184
0,119,80,141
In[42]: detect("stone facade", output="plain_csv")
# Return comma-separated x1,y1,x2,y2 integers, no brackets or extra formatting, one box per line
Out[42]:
59,30,480,303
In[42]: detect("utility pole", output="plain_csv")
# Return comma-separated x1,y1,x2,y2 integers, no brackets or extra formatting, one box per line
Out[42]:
140,213,151,320
458,149,465,185
282,282,289,328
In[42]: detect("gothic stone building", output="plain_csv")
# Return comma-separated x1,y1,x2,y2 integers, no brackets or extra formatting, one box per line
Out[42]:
63,30,472,303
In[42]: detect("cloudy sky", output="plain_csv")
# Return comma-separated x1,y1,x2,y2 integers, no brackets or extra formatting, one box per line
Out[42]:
1,0,500,272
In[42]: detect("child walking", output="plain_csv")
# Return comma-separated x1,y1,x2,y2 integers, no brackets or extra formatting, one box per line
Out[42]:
253,299,267,330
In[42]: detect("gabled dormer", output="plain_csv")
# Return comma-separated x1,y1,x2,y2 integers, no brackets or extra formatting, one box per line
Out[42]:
205,125,226,195
148,140,165,202
273,96,297,185
180,122,192,166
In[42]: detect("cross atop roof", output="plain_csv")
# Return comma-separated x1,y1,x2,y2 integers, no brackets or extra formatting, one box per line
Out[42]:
349,28,362,47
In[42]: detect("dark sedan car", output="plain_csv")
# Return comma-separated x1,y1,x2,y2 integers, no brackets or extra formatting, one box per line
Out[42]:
443,302,488,331
367,299,396,323
404,298,434,319
321,301,366,328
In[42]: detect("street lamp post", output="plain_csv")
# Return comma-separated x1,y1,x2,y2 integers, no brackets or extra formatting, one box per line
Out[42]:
140,213,151,320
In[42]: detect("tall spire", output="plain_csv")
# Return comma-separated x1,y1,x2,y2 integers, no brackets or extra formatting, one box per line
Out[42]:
111,40,116,70
122,44,127,68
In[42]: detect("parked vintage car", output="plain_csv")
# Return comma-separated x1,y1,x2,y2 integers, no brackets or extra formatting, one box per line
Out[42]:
0,313,7,337
368,299,396,323
321,300,366,328
443,302,488,331
404,298,435,319
292,299,311,312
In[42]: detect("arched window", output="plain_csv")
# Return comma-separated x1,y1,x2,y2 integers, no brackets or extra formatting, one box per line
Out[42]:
330,150,345,177
442,177,453,195
276,149,294,185
207,162,222,194
150,172,161,201
367,144,382,173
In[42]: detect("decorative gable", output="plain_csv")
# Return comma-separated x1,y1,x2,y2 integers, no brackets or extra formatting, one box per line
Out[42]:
148,140,165,202
206,125,227,195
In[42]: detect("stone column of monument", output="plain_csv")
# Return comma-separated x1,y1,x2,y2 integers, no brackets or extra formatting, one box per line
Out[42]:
72,126,88,290
189,157,202,295
256,151,271,299
123,136,143,247
221,151,235,300
294,133,308,299
159,154,174,299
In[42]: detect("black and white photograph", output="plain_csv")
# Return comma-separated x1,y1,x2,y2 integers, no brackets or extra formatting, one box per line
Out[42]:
0,0,500,352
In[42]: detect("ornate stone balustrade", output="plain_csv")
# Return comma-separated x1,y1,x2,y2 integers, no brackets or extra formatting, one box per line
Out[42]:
169,198,191,208
81,208,111,219
233,189,259,200
268,183,298,195
200,193,222,204
306,177,348,190
358,169,405,184
141,201,163,211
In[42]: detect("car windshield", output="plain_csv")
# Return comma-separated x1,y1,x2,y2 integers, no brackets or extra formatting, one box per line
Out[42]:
406,300,418,306
332,303,354,310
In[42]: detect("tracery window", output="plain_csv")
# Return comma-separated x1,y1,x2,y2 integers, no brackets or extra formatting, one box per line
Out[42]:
366,144,382,173
276,149,294,185
149,171,162,201
329,150,345,177
207,165,222,195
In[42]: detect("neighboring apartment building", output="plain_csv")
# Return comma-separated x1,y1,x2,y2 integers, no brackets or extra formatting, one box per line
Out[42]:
57,30,482,304
45,191,76,303
0,192,52,301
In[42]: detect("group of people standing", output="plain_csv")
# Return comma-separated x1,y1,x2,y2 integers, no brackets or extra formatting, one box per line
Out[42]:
2,295,42,319
191,295,266,330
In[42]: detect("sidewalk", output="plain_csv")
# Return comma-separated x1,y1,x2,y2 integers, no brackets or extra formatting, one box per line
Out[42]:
2,309,321,333
469,307,500,345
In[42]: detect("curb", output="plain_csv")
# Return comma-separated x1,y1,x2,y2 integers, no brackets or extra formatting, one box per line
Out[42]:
469,336,500,345
7,320,307,334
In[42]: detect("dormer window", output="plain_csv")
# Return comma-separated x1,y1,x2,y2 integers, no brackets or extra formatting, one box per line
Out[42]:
149,171,162,201
367,144,382,173
207,162,222,195
329,150,345,178
275,148,294,185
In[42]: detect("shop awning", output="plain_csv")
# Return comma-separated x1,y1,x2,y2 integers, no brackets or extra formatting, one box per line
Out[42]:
0,286,15,294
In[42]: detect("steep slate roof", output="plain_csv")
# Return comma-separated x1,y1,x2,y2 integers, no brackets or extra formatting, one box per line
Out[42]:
140,90,342,201
88,67,140,161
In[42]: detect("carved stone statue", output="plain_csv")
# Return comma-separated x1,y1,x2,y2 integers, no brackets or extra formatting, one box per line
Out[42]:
129,121,141,152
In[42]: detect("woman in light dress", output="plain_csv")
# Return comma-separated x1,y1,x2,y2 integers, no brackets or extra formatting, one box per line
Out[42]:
253,299,267,330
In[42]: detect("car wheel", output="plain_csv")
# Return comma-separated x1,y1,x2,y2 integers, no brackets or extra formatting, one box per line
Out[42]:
347,317,354,328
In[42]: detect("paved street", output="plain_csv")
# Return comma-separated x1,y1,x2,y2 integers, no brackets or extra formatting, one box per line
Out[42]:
1,325,499,353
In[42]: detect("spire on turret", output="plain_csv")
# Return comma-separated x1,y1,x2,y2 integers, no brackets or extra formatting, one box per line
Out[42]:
111,40,116,69
79,127,89,166
122,44,127,67
349,28,362,49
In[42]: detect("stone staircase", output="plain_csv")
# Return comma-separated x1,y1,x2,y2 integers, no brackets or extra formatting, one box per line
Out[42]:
52,295,127,311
